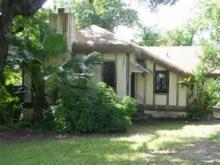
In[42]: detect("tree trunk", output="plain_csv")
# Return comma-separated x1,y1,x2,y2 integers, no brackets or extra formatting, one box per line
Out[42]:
0,32,8,84
0,0,47,84
33,94,44,122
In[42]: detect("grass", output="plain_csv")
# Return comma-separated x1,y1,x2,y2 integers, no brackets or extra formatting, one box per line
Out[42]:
210,134,220,143
1,120,220,165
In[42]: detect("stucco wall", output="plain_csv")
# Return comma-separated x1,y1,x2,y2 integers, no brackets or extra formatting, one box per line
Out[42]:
169,72,177,106
136,73,145,103
146,60,154,105
155,95,167,105
78,53,188,108
91,53,127,99
178,77,187,106
136,59,187,108
116,54,127,98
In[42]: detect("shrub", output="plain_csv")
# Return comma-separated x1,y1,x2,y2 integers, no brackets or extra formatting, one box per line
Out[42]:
187,79,219,120
0,85,21,125
50,83,137,133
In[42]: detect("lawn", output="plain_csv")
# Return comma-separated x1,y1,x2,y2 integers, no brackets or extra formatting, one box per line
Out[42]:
1,120,220,165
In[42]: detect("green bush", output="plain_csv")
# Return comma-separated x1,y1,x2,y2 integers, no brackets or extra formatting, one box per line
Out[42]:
50,83,137,133
187,102,211,120
0,85,21,125
187,79,219,120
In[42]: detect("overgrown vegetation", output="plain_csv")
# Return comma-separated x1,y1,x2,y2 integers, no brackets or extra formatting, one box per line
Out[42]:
57,0,138,32
183,43,220,120
48,83,137,133
0,85,21,125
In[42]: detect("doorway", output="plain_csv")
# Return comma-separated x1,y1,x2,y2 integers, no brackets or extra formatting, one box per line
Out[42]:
130,72,135,98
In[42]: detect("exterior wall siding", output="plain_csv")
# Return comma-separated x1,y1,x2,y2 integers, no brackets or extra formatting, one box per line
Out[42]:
116,54,127,98
178,77,187,106
146,60,154,105
169,71,177,106
83,53,188,108
136,73,145,103
155,95,167,105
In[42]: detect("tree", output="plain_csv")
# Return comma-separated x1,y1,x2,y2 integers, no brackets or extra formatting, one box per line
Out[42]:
65,0,138,31
0,0,179,85
177,0,220,118
159,26,195,46
137,26,160,46
0,0,46,84
182,43,220,119
9,14,67,121
193,0,220,43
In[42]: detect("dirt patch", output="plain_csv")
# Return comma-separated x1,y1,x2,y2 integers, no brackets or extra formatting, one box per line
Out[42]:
176,140,220,164
0,125,55,142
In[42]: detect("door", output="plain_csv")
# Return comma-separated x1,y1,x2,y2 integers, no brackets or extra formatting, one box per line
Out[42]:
102,61,116,89
130,72,135,98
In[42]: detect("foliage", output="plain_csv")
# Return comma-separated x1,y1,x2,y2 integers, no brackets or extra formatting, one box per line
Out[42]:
0,85,21,125
137,26,161,46
3,65,22,86
0,0,46,83
50,83,137,133
7,11,68,121
194,0,220,42
45,52,102,104
62,0,138,31
159,26,195,46
184,43,220,120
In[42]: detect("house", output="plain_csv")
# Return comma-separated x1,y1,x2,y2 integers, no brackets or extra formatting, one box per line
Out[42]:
23,9,220,119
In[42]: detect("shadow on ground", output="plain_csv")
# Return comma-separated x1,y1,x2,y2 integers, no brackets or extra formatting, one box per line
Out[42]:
0,120,220,164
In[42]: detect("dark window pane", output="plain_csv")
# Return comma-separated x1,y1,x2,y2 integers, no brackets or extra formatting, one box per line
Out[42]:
154,71,169,93
103,61,116,89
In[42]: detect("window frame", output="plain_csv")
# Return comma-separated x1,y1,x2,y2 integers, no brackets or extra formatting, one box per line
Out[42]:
102,60,117,90
154,70,169,94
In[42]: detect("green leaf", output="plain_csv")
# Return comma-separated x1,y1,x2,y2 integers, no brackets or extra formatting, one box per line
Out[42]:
43,34,67,56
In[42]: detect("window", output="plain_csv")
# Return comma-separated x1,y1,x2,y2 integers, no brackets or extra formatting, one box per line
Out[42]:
102,61,116,89
154,71,169,93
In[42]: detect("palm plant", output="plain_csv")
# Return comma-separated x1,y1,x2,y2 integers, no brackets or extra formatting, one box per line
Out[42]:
7,20,67,121
8,24,102,121
45,52,103,104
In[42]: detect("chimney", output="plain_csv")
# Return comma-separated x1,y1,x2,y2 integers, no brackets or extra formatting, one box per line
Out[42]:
49,8,74,51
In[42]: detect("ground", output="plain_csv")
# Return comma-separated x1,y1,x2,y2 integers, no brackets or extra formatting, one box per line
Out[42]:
0,120,220,165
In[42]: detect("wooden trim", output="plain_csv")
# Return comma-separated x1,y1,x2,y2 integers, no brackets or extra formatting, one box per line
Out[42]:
135,73,137,99
100,53,104,81
176,75,179,106
138,104,187,112
143,73,147,104
115,54,117,92
153,62,156,106
154,70,169,94
166,88,169,106
186,85,189,106
126,53,130,96
143,60,147,104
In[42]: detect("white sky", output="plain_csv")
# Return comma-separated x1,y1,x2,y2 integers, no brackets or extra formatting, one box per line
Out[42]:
43,0,196,41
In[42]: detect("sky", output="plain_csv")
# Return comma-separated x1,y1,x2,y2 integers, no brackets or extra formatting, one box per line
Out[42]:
43,0,196,41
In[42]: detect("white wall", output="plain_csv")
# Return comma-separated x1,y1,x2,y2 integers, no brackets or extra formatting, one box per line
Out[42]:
169,72,177,106
146,60,154,105
116,54,127,98
85,53,188,107
178,77,187,106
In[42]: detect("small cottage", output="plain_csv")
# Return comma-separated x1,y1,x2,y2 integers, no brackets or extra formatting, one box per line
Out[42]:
24,9,220,118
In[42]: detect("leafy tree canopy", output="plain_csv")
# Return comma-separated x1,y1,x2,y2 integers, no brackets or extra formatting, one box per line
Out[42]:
137,26,160,46
159,26,195,46
61,0,138,31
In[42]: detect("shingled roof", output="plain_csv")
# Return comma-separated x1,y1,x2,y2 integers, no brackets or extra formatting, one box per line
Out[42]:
72,25,220,76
